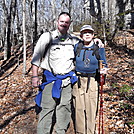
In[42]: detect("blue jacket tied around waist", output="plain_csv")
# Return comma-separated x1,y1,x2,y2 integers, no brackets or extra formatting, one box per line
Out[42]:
35,70,78,107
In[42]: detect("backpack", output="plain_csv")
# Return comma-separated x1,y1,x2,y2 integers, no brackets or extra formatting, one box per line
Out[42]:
75,40,100,60
75,40,101,83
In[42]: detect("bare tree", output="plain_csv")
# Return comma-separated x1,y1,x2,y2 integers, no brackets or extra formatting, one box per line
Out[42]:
51,0,56,29
2,0,17,60
0,0,133,63
61,0,65,11
23,0,26,75
34,0,38,43
130,0,134,28
116,0,129,30
67,0,73,32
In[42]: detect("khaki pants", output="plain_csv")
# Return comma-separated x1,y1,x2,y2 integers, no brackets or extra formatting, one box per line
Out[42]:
73,76,99,134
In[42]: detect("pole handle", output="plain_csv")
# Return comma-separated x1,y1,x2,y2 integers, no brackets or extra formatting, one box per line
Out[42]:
99,60,103,70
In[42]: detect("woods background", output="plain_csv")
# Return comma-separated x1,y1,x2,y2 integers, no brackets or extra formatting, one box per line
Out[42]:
0,0,134,133
0,0,133,68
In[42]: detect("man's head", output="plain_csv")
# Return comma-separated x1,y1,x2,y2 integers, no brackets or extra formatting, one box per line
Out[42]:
80,25,94,42
57,12,71,34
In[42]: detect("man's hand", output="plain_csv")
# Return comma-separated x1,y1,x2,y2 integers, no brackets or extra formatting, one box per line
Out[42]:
94,38,104,48
32,76,41,87
32,65,40,87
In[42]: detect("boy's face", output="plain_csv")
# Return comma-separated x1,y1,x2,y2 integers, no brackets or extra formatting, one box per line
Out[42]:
80,30,94,42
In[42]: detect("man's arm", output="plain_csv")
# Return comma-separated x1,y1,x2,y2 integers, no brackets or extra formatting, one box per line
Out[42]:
31,32,51,87
31,64,40,87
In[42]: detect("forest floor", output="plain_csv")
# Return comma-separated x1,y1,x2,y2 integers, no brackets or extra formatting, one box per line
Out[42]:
0,30,134,134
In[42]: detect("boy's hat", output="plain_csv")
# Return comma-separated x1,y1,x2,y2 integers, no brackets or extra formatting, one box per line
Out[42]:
80,25,94,32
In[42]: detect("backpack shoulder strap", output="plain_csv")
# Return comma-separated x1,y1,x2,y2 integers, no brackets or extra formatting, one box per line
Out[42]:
43,31,52,58
92,41,100,60
75,40,100,60
75,40,84,57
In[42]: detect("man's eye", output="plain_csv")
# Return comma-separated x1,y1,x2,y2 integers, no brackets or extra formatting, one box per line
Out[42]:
65,22,69,24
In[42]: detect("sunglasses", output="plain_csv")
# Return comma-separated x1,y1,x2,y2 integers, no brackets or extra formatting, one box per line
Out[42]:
81,31,94,35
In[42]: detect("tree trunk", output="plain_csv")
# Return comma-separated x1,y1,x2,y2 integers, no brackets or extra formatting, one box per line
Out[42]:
2,0,9,60
130,0,134,28
23,0,26,75
2,0,17,60
51,0,56,29
69,0,73,32
34,0,38,44
96,0,102,23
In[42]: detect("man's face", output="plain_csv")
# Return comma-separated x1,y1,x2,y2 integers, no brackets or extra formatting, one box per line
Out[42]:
57,14,71,34
80,30,94,42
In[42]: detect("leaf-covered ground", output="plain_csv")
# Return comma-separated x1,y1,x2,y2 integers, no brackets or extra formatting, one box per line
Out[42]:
0,30,134,134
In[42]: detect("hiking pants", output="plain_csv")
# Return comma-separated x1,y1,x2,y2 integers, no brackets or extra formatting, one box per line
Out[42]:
73,76,99,134
37,82,72,134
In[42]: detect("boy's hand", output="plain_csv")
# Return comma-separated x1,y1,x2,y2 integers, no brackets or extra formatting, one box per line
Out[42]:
100,67,109,74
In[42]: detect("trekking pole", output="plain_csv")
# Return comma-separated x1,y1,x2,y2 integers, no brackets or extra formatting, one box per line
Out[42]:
98,60,105,134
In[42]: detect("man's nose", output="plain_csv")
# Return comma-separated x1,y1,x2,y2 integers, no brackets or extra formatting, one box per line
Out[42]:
63,22,67,25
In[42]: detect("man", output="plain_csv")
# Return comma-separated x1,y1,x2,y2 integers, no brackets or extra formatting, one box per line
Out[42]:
73,25,108,134
31,12,79,134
